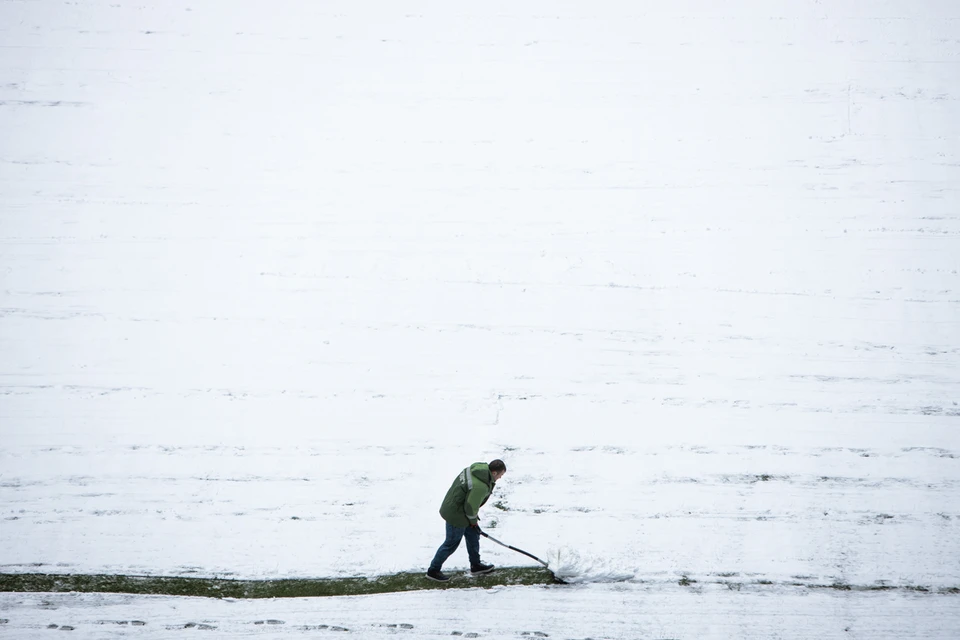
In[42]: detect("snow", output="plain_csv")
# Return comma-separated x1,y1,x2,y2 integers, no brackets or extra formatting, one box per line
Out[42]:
1,0,959,637
547,548,635,584
3,586,960,640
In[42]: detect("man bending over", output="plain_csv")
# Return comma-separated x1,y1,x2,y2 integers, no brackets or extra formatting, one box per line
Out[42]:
426,459,507,582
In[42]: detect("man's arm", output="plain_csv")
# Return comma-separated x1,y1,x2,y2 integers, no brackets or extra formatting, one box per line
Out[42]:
463,481,489,525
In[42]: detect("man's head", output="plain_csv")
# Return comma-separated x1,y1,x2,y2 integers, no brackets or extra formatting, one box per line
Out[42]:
489,458,507,481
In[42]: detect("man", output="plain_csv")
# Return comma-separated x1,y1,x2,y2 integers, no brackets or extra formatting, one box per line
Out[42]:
426,459,507,582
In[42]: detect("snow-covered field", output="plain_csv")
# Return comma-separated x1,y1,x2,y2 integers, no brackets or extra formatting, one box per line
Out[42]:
1,0,959,637
4,585,960,639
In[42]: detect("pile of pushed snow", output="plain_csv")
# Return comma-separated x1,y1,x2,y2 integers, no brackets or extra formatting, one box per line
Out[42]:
546,548,635,584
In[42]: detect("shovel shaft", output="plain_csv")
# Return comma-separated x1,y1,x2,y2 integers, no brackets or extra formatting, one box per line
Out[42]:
479,530,550,568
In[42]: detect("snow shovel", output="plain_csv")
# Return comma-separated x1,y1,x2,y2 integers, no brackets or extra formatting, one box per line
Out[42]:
478,528,565,583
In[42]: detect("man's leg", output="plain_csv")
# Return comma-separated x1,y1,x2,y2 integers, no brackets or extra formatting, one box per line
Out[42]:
429,523,465,572
463,525,481,567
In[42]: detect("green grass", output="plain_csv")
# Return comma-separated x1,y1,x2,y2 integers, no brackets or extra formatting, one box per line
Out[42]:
3,572,956,599
0,567,560,599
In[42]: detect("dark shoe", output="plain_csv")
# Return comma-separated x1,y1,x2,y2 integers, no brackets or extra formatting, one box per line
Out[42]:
426,568,450,582
470,562,495,575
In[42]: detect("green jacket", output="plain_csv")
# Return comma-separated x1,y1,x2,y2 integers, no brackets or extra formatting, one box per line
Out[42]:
439,462,496,527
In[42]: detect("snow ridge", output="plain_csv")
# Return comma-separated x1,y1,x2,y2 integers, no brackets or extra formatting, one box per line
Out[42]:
548,547,636,584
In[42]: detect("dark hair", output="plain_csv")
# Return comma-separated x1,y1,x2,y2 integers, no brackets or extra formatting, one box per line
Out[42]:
489,459,506,473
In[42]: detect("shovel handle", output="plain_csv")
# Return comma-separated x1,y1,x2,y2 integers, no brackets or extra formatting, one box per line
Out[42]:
478,529,550,568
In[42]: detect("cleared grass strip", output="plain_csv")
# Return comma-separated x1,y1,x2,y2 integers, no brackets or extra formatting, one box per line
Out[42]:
2,572,956,598
0,568,560,599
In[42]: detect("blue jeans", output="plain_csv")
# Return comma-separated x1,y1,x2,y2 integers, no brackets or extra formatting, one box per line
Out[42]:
429,522,480,572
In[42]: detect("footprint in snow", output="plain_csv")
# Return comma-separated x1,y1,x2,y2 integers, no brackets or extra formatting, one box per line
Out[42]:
254,620,285,625
182,622,217,630
299,625,349,631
